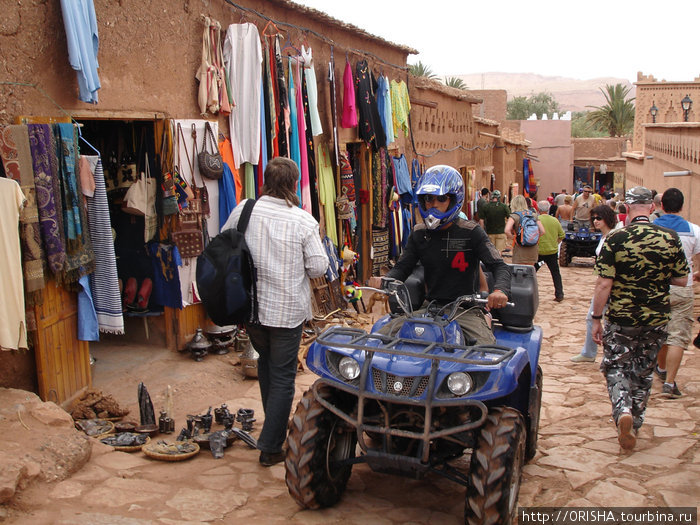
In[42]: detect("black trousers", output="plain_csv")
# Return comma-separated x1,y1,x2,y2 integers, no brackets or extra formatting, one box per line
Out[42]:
536,252,563,298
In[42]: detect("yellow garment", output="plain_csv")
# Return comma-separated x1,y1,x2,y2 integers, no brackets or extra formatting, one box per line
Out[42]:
390,79,411,135
316,144,338,246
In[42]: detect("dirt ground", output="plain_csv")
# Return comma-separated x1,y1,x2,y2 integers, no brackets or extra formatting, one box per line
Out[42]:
1,260,699,524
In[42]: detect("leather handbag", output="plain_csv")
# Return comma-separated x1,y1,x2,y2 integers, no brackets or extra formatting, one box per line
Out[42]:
172,228,204,259
197,121,224,180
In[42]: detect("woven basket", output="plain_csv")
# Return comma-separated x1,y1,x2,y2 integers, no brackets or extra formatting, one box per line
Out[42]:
76,419,115,439
142,441,200,462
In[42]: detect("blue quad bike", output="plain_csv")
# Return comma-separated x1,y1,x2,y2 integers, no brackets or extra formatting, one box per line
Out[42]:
559,222,602,267
284,264,543,525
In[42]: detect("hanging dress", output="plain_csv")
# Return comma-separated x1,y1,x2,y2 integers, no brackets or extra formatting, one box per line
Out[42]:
341,58,358,128
287,59,302,205
223,23,263,168
354,59,386,149
301,45,323,136
295,57,311,213
376,74,394,146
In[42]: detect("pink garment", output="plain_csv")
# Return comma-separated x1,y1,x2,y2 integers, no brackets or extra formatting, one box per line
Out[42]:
295,58,311,212
341,58,357,128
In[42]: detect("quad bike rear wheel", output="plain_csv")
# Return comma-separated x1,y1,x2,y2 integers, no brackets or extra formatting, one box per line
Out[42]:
464,407,526,525
559,241,571,267
285,387,356,509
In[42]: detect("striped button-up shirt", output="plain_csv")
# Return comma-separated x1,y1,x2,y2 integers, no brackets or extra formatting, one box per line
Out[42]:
222,196,329,328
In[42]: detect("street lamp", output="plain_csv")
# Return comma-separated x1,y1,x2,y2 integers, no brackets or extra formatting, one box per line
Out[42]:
681,94,693,122
649,102,658,123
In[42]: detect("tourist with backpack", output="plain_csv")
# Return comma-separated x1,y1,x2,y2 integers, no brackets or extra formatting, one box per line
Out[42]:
220,157,329,467
504,194,545,265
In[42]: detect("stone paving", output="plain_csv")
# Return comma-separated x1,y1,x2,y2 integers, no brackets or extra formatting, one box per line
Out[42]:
5,263,700,524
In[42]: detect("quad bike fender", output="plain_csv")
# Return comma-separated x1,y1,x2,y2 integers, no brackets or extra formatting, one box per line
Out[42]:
493,325,542,389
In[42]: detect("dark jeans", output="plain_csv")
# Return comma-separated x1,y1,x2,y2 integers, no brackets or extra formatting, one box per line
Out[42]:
536,252,563,298
245,322,303,454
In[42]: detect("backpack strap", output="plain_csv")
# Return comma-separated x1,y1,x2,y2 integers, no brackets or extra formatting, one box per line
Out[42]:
237,198,259,324
237,199,257,234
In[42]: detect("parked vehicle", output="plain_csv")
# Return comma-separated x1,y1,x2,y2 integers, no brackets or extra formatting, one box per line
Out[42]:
559,222,602,267
285,265,543,525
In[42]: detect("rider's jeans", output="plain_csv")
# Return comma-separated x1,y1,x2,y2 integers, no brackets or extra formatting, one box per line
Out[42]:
580,298,606,358
246,322,303,454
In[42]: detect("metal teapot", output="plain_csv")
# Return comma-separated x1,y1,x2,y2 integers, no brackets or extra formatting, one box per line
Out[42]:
240,341,259,378
186,328,211,361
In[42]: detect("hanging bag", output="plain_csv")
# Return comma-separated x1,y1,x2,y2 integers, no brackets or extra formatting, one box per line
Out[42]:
198,121,224,180
191,124,210,217
160,123,179,216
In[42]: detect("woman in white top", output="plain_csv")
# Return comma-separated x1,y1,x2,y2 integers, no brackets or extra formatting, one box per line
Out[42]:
571,204,619,363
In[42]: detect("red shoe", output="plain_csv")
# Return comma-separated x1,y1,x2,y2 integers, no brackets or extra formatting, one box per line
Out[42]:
136,278,153,310
123,277,137,309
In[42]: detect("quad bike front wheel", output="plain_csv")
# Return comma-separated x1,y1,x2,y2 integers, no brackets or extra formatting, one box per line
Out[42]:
285,387,356,509
464,407,526,525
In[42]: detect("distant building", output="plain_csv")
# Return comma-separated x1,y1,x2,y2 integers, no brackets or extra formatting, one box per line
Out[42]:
623,72,700,224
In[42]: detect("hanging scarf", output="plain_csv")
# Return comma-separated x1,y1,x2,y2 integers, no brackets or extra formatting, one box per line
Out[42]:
0,125,46,296
84,156,124,334
302,68,320,221
55,123,95,284
27,124,66,275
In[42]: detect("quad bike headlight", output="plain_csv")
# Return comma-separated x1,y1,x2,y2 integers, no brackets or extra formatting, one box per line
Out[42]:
447,372,473,396
338,356,360,380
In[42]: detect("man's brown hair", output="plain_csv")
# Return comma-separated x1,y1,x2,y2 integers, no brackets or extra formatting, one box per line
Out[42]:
261,157,300,207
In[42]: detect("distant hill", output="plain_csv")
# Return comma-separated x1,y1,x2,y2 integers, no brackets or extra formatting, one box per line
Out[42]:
454,73,635,113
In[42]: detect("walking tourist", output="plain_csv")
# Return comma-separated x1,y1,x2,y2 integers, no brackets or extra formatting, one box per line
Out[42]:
555,195,573,229
222,157,330,466
572,184,595,228
535,200,565,302
570,204,619,363
479,189,511,255
475,187,489,221
504,194,545,265
652,188,700,398
591,186,688,450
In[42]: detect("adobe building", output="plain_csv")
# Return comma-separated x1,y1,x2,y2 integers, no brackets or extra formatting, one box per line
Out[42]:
572,137,628,196
624,72,700,224
0,0,526,402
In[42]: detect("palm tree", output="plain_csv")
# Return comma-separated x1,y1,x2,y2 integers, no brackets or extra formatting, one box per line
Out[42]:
585,84,635,137
444,76,467,90
409,61,437,80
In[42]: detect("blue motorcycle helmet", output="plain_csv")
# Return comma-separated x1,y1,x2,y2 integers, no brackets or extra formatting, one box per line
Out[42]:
416,165,465,229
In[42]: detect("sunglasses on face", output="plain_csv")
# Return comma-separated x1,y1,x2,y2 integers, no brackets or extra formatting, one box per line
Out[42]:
591,216,602,221
422,194,450,203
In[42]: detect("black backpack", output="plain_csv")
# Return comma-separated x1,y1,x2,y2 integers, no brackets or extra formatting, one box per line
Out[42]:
196,200,258,326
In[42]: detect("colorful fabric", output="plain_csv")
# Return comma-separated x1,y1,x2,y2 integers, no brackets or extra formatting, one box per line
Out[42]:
28,124,66,275
341,58,358,128
390,79,411,135
55,123,95,284
218,162,237,227
302,69,320,221
288,59,301,203
77,274,99,341
595,223,689,326
0,125,45,294
147,242,183,309
301,45,323,136
376,74,394,146
59,0,101,103
84,156,124,334
316,144,337,246
0,178,28,350
295,57,311,213
354,59,386,148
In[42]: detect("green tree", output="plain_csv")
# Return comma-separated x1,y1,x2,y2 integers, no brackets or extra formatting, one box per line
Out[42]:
585,84,635,137
571,111,608,138
444,76,467,90
409,61,437,80
507,92,561,120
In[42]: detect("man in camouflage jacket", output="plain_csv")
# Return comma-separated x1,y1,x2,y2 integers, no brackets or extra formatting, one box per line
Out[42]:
591,186,688,451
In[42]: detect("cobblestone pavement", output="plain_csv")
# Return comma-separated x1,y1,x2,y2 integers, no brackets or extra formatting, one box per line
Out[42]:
6,263,700,524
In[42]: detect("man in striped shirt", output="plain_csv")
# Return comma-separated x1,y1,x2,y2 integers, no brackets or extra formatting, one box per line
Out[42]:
222,158,329,466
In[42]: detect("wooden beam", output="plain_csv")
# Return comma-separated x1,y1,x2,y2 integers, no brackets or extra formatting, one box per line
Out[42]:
411,98,438,109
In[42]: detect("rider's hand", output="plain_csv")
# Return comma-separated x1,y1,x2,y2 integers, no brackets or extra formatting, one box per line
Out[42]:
487,289,508,309
368,276,384,289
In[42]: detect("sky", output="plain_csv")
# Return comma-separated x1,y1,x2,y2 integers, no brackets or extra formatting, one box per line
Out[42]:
295,0,699,84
